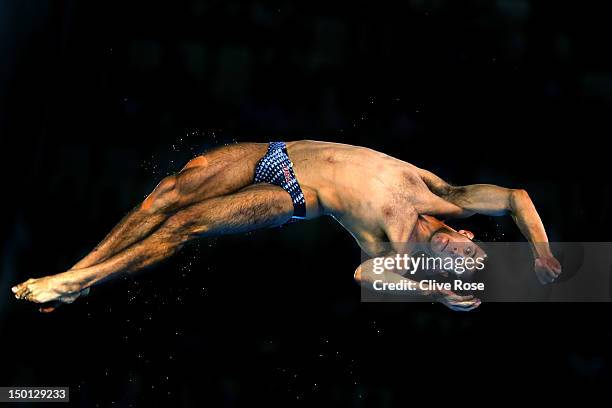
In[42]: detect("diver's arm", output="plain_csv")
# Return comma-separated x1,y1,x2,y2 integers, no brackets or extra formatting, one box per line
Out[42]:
355,210,480,311
419,168,561,283
445,185,551,255
458,186,562,284
419,168,550,253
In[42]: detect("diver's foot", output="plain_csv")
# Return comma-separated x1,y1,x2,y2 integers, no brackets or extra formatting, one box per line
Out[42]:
12,272,84,306
37,288,90,313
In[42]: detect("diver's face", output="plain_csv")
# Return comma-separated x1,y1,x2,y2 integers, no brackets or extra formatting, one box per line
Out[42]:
429,227,485,260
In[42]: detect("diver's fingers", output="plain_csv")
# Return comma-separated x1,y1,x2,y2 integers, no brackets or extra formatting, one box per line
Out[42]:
450,302,480,312
536,272,548,285
456,295,475,301
449,299,481,311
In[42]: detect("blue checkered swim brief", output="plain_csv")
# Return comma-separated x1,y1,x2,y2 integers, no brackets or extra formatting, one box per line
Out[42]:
253,141,306,223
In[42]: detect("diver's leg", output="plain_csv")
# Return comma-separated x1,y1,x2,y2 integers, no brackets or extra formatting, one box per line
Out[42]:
71,143,268,271
13,184,294,308
31,143,268,310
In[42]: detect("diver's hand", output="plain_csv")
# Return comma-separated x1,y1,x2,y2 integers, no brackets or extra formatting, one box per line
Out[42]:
432,289,481,312
534,255,562,284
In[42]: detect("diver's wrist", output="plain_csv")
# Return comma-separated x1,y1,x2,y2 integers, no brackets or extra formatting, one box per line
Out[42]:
533,242,553,259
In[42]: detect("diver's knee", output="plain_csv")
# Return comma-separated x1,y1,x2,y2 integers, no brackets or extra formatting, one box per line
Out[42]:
141,175,181,213
182,155,208,170
354,266,363,282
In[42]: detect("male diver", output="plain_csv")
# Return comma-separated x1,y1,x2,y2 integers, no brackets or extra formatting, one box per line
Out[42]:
12,141,561,312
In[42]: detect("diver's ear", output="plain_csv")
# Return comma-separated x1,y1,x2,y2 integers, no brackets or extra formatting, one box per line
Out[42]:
458,229,475,240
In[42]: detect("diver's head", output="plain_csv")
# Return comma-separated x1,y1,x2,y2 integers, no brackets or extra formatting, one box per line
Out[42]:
428,225,487,277
430,226,477,256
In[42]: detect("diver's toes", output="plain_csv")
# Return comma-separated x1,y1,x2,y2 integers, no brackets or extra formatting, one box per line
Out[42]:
15,287,29,299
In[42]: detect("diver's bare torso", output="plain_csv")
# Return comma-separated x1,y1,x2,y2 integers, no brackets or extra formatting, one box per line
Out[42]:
285,140,443,256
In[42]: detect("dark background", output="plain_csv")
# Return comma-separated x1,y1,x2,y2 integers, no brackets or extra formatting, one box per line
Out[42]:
1,0,611,405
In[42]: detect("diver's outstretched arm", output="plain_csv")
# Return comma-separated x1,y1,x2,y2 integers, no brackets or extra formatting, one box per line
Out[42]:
417,168,561,284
